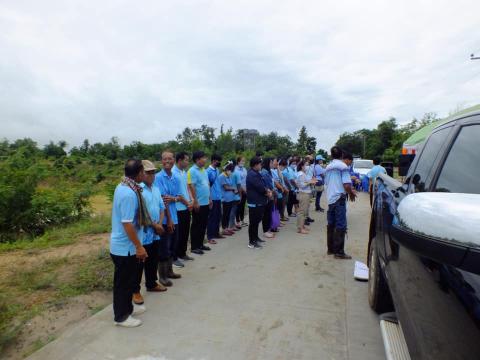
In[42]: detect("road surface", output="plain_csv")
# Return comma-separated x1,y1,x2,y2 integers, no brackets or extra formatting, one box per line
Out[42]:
28,193,385,360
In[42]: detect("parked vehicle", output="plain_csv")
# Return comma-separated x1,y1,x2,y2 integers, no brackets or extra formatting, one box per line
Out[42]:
353,159,373,178
368,108,480,359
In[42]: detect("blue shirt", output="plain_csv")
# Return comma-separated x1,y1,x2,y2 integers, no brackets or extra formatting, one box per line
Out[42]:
314,164,326,184
271,168,283,199
325,159,352,205
367,165,387,183
231,171,241,201
154,170,180,225
172,165,190,211
110,184,144,256
234,165,247,190
188,164,210,206
207,166,222,201
219,173,236,202
140,183,165,244
260,169,274,190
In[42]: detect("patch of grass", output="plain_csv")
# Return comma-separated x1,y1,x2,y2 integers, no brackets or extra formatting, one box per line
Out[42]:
23,335,56,358
0,214,111,253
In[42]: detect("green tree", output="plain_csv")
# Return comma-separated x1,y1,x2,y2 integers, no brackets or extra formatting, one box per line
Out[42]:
295,126,316,155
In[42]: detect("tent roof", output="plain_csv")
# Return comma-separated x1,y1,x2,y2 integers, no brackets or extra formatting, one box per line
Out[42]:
404,104,480,146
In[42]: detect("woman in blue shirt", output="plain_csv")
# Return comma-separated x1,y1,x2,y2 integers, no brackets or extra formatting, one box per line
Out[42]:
219,162,237,236
261,157,275,238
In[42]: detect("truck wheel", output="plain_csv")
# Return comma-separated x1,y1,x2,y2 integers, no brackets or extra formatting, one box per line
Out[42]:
368,239,393,313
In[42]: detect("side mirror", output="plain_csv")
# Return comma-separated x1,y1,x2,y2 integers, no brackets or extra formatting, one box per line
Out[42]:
392,192,480,274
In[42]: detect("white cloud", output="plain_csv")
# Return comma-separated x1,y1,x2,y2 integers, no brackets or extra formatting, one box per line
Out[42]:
0,0,479,150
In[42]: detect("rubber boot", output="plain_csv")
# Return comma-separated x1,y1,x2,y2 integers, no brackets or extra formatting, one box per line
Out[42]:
334,229,352,260
167,258,182,279
158,261,173,287
327,225,335,255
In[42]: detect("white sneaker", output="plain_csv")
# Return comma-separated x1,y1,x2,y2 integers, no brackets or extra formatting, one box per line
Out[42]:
115,315,142,327
263,232,274,238
132,304,146,315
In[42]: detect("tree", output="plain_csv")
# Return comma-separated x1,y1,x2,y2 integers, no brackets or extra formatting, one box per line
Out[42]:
295,126,316,155
43,141,67,158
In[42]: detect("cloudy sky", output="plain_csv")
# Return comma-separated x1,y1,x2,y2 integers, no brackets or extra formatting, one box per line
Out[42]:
1,0,479,150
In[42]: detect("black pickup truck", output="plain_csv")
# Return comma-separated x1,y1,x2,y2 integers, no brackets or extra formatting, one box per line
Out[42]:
368,109,480,360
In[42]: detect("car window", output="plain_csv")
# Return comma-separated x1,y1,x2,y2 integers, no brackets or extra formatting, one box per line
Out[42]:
409,127,453,192
435,124,480,194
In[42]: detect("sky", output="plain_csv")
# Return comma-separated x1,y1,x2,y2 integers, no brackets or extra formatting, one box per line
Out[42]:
0,0,479,150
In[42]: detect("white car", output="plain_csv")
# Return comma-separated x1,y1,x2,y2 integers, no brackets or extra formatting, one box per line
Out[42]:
353,159,373,178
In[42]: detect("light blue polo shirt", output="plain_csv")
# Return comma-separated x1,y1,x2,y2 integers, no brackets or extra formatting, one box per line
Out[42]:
154,170,180,225
172,165,190,211
325,159,352,205
367,165,387,183
207,166,222,201
188,164,210,206
231,171,241,201
234,165,247,191
140,183,165,244
271,168,283,199
219,173,236,202
110,184,144,256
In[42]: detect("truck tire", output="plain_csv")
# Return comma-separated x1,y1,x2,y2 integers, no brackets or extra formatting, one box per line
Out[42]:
368,239,393,313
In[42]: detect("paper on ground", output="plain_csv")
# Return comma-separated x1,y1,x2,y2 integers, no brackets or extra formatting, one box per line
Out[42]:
354,261,369,281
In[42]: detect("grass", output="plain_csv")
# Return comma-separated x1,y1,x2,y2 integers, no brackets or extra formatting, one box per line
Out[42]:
0,214,111,253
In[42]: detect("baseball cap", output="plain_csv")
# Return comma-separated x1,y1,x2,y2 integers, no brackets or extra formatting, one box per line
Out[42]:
142,160,156,172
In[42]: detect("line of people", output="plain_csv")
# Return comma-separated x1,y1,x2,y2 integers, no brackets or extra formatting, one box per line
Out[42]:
109,147,356,327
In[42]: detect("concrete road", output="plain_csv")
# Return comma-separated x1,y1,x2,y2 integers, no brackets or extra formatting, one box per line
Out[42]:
28,193,385,360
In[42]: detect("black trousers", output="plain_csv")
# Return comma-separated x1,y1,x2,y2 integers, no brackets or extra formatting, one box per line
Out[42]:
248,206,265,244
287,191,298,216
262,200,273,233
134,241,160,292
111,253,137,322
177,210,191,258
236,192,247,222
277,197,285,219
191,205,210,250
222,201,234,229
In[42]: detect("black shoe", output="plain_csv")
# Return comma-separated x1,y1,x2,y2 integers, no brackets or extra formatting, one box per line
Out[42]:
191,249,204,255
304,220,311,226
248,242,263,249
181,255,195,261
307,217,315,223
200,245,211,251
334,253,352,260
319,208,325,213
256,238,266,243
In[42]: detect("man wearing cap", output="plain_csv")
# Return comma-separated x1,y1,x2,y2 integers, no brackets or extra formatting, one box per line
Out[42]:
132,160,167,306
154,150,182,287
314,155,326,212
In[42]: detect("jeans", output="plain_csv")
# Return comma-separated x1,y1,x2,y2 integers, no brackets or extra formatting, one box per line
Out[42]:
134,241,160,292
262,199,273,233
191,205,210,250
236,193,247,222
248,205,265,244
327,196,347,231
111,253,137,322
159,227,178,261
229,201,238,228
207,200,221,239
177,210,191,258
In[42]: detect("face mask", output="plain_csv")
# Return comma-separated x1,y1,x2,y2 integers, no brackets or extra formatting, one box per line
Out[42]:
290,164,296,169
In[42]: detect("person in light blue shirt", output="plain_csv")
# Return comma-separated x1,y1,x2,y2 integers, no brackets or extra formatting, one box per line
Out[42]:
234,156,248,226
188,151,212,254
206,154,223,243
110,159,148,327
324,147,357,260
133,160,167,298
314,155,326,212
284,157,300,217
229,161,242,230
154,150,182,284
367,157,387,188
219,162,237,234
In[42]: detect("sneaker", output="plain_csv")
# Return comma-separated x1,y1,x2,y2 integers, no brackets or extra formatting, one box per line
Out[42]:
173,259,185,268
180,255,195,261
115,315,142,327
256,238,266,243
200,245,211,251
132,292,144,305
132,304,146,315
191,249,204,255
307,217,315,223
248,243,263,249
263,232,274,239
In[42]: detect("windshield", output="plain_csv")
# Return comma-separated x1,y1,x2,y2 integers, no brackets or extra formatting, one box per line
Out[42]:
353,160,373,169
